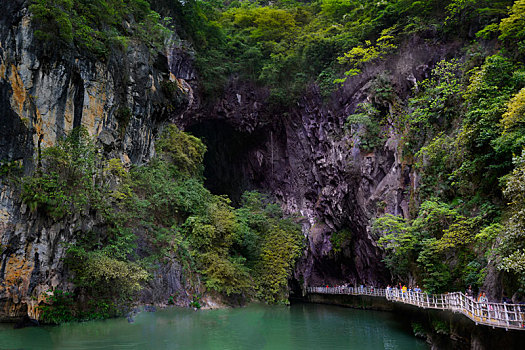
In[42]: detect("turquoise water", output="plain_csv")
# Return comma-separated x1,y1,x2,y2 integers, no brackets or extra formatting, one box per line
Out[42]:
0,303,428,350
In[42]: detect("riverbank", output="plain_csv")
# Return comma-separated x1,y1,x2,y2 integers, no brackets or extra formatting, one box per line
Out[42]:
303,293,525,350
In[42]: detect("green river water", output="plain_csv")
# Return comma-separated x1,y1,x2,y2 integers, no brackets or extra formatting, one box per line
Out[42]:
0,303,428,350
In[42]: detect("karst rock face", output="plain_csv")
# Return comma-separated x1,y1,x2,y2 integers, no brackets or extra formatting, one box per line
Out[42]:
1,2,458,319
0,1,193,320
186,36,461,291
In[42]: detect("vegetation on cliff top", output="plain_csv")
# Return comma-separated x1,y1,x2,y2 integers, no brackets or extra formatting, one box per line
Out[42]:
30,1,517,102
30,0,171,57
159,0,517,103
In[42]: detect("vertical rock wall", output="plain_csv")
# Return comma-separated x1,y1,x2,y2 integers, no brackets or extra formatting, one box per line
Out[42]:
0,4,194,320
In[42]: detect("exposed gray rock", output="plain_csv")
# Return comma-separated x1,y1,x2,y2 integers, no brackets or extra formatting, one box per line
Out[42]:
139,259,193,307
0,3,195,320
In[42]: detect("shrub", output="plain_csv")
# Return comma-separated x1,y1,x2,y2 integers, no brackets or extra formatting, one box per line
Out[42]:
330,229,352,253
66,248,148,301
200,252,252,296
155,125,207,177
256,226,303,303
38,289,76,324
346,103,384,152
21,127,101,220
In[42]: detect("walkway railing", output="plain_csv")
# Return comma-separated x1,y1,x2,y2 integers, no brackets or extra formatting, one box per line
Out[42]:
307,286,525,331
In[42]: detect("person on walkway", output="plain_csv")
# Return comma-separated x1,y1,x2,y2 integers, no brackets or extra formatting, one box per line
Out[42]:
414,285,422,293
519,302,525,328
479,292,488,303
466,285,474,299
502,293,510,304
479,292,489,318
402,285,407,294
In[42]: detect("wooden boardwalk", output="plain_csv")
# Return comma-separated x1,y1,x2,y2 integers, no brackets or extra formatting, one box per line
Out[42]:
307,286,525,331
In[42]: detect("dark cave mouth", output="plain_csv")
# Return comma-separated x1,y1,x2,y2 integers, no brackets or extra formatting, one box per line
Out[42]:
187,120,388,287
186,120,268,204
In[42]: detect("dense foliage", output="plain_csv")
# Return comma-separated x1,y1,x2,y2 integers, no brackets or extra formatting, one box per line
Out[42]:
27,1,519,102
362,2,525,297
158,0,516,103
23,126,302,323
30,0,171,57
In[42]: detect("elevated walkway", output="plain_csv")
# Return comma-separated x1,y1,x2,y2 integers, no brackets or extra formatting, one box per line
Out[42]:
307,286,525,331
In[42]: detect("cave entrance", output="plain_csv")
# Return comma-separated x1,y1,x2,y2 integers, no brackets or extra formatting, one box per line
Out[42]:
186,120,267,204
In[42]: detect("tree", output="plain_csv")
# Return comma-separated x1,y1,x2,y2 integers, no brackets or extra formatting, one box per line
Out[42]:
499,0,525,56
499,152,525,285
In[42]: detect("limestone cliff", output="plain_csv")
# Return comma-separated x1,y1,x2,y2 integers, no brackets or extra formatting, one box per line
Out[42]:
0,1,193,320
